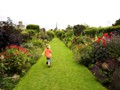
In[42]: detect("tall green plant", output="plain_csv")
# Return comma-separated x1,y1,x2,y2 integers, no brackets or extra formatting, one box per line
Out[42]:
107,35,120,61
73,24,86,36
26,24,40,32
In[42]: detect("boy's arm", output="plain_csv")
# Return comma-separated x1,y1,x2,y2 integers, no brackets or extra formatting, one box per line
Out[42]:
42,49,46,55
50,49,52,53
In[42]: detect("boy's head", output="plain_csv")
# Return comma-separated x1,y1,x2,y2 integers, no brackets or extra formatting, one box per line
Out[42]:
46,44,50,49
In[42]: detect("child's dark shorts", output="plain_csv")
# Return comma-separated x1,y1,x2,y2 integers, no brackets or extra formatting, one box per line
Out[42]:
46,57,51,62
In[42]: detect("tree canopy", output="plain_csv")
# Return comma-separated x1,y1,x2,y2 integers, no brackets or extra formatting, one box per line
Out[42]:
112,18,120,26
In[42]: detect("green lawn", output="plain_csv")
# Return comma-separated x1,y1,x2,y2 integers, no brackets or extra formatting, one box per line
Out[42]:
13,38,107,90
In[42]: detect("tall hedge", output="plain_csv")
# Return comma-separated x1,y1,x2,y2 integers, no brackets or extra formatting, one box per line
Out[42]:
85,26,120,37
26,24,40,32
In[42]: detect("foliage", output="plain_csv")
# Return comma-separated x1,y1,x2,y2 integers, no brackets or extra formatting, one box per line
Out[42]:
46,30,55,41
66,25,73,31
73,24,86,36
26,24,40,32
112,18,120,26
21,29,36,41
1,77,18,90
55,30,65,40
90,64,109,84
13,38,107,90
72,44,93,67
85,26,120,37
0,18,22,52
0,45,30,76
0,18,52,90
71,35,91,45
0,43,42,89
56,23,120,90
31,39,43,47
30,47,42,63
21,38,44,64
91,34,120,63
90,33,113,62
110,66,120,90
79,45,93,67
85,27,101,37
85,34,120,89
107,35,120,60
65,29,120,89
62,30,74,47
40,29,48,40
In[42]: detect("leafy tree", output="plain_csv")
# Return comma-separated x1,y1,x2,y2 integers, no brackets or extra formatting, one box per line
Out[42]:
26,24,40,32
55,30,65,39
112,18,120,26
40,28,47,40
47,30,55,41
0,17,22,52
73,24,86,36
66,25,73,31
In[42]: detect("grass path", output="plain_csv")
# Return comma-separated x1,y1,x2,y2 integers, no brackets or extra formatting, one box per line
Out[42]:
13,38,107,90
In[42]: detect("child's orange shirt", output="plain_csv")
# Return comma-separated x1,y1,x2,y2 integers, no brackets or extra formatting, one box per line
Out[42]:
45,48,52,58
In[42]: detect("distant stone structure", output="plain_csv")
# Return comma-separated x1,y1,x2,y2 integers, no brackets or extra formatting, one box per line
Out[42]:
54,22,58,30
17,21,25,29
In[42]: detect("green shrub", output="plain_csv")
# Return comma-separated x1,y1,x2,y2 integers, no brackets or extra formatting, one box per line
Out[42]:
107,35,120,60
31,39,43,47
1,77,18,90
40,30,48,40
47,30,55,41
0,45,31,76
21,42,33,49
85,26,120,37
30,47,42,64
91,35,120,62
110,67,120,90
84,35,120,89
90,65,109,85
55,30,63,37
21,29,37,41
73,24,86,36
77,45,93,67
26,24,40,32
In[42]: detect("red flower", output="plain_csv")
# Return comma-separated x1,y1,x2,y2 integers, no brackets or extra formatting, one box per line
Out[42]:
102,39,106,47
6,45,29,55
10,44,18,49
103,33,108,36
18,46,29,54
99,36,103,39
96,37,101,43
103,33,108,39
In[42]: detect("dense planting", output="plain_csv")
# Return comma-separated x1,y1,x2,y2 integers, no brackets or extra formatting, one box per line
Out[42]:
1,17,120,90
0,18,54,90
56,24,120,90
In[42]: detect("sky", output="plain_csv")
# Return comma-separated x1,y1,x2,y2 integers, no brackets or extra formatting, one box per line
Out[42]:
0,0,120,29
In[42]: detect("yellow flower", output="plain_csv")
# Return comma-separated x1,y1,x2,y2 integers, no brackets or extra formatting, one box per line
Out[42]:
0,55,4,59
